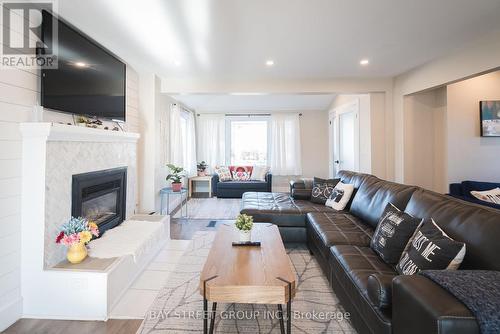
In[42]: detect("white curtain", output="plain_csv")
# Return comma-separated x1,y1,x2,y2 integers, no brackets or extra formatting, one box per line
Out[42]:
169,103,197,177
169,104,184,166
270,113,302,175
184,111,197,177
196,114,226,172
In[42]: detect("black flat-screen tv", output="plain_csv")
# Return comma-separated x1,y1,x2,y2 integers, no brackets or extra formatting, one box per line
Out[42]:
40,11,126,121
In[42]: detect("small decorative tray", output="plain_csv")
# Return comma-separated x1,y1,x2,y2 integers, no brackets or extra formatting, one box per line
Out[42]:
232,241,261,247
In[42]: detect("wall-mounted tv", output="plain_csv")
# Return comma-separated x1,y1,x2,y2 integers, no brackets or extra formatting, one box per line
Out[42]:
480,101,500,137
39,11,126,121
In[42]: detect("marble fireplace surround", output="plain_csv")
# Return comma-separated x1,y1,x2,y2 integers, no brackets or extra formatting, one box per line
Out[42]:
19,123,140,268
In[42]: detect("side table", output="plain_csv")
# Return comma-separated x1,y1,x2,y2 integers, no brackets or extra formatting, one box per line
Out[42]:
188,175,213,198
160,187,188,218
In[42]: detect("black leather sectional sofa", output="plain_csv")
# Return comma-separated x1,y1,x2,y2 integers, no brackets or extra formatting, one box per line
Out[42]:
240,171,500,334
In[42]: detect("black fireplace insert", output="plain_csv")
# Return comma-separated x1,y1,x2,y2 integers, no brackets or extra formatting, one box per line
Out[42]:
72,167,127,235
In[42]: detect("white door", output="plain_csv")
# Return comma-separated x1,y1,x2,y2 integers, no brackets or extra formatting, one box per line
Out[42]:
330,100,360,176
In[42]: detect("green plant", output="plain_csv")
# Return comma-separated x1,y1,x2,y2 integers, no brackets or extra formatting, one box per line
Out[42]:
197,161,208,172
235,214,253,231
166,164,185,183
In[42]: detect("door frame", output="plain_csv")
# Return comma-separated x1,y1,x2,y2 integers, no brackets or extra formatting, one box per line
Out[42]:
329,99,360,177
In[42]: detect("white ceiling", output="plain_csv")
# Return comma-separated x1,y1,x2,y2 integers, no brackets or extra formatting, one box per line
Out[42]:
58,0,500,81
171,94,337,112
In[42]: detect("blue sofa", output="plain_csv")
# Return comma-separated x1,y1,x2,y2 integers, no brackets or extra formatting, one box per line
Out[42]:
449,180,500,210
211,172,272,198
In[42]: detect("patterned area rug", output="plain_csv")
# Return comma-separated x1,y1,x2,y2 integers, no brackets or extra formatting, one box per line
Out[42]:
174,199,241,219
137,231,356,334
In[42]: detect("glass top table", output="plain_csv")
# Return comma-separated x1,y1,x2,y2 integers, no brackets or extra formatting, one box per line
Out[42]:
160,187,188,219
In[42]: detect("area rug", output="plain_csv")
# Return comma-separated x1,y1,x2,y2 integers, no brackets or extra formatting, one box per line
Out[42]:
136,231,356,333
174,198,241,219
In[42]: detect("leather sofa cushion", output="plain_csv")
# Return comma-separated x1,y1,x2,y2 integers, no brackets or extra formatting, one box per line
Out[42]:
241,192,337,215
329,245,395,333
349,178,417,228
404,188,500,271
330,245,397,298
367,274,394,309
307,212,374,247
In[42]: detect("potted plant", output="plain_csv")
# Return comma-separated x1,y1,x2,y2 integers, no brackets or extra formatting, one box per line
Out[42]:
166,163,185,192
55,216,99,264
235,213,253,242
197,161,209,176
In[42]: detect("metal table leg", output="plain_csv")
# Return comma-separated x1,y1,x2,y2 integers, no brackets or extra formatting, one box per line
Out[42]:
203,275,218,334
276,277,293,334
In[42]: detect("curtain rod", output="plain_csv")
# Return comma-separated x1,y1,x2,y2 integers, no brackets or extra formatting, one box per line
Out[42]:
196,113,303,117
172,103,194,114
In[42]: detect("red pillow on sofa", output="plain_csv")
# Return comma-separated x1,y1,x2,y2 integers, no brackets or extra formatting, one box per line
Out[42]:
229,166,253,176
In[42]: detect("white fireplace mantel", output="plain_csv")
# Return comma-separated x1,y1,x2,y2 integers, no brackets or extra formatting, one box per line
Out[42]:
19,122,141,320
19,122,140,143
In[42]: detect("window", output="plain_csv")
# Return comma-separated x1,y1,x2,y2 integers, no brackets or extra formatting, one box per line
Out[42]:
227,118,269,166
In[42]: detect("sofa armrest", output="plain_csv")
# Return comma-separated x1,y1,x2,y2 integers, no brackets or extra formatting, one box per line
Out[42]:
392,275,479,334
290,178,313,200
211,174,219,195
449,183,463,196
265,172,272,192
367,274,394,309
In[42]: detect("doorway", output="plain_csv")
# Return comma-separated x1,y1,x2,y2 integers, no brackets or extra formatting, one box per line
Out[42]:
329,99,360,177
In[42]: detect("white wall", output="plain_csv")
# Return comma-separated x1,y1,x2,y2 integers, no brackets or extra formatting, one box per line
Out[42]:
403,88,447,192
328,93,388,179
0,59,139,333
446,71,500,183
393,30,500,182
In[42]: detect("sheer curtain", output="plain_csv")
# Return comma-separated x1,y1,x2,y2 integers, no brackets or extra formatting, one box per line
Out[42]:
169,104,184,166
184,111,197,177
169,104,197,176
270,113,302,175
196,114,226,172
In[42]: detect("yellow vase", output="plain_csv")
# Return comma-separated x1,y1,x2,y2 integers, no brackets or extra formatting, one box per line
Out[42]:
67,242,88,264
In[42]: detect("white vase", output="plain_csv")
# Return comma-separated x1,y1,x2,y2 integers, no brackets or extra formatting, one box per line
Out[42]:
239,230,252,242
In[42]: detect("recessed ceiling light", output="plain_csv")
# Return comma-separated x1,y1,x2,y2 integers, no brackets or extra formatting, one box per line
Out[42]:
360,59,369,66
265,60,274,66
74,62,87,68
173,60,182,66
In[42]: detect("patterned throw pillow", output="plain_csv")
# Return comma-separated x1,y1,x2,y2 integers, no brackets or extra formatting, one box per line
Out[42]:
370,203,422,265
214,166,232,182
396,218,466,275
232,171,250,181
250,166,270,181
310,177,340,204
325,181,354,210
229,166,253,176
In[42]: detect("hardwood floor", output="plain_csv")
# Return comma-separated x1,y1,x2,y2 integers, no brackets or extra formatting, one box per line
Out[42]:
3,319,143,334
4,209,229,334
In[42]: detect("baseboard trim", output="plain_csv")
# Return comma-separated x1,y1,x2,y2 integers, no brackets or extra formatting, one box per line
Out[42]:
0,297,22,331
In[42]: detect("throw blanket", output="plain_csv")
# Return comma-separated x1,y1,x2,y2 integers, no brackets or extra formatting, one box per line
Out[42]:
88,220,167,262
420,270,500,334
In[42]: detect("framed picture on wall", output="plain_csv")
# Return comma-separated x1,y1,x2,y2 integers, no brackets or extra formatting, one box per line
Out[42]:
480,101,500,137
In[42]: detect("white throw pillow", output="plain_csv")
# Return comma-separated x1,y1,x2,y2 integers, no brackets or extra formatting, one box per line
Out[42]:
250,166,270,181
470,187,500,204
325,181,354,210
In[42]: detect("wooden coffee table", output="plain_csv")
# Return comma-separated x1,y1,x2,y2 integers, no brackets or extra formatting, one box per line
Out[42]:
200,223,297,334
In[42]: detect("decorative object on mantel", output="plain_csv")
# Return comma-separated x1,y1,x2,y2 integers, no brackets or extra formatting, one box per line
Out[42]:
197,161,209,176
76,116,89,127
55,216,100,264
235,213,253,242
166,163,185,192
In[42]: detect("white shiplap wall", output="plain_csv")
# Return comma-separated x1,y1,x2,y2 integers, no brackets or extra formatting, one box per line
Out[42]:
0,64,139,330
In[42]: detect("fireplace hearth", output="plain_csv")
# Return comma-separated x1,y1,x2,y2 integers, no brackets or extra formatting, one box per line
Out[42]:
72,167,127,234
